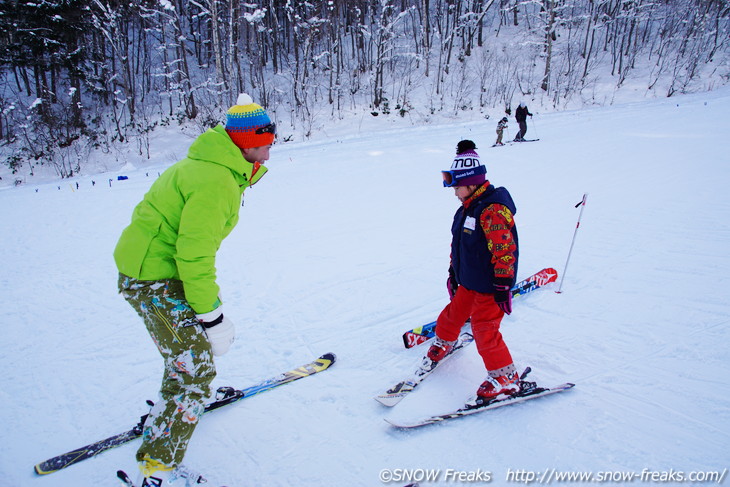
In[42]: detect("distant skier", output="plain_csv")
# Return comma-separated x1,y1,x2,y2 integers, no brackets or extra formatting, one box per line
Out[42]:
495,117,508,146
113,93,276,487
513,101,533,142
432,139,522,403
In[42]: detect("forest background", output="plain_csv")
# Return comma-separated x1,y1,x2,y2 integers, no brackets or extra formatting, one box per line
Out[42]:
1,0,728,183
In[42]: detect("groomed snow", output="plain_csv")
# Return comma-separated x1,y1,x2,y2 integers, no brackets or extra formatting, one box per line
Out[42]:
1,88,729,486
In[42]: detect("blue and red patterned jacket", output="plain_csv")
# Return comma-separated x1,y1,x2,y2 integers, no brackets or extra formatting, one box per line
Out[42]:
450,182,519,293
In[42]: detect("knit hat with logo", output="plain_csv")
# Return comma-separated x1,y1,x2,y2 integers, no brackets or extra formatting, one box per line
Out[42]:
225,94,276,149
442,143,486,187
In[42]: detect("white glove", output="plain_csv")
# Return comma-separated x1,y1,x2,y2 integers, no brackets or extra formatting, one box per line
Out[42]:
197,308,235,356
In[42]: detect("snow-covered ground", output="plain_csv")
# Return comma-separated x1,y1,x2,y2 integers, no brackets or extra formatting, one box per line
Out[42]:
1,87,729,487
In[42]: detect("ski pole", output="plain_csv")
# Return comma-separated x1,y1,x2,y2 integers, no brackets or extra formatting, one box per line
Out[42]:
530,114,538,139
556,193,588,294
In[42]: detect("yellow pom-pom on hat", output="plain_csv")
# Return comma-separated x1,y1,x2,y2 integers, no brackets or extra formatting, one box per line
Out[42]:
225,93,275,149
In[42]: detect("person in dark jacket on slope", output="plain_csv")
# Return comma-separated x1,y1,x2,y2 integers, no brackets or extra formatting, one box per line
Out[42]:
514,101,533,142
427,140,521,403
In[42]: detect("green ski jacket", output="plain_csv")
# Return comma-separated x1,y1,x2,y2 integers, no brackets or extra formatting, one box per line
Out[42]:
114,124,267,314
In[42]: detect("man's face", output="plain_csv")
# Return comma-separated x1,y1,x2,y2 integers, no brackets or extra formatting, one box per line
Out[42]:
242,145,272,164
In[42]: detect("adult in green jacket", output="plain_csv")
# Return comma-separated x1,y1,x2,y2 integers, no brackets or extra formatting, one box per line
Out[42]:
114,93,275,487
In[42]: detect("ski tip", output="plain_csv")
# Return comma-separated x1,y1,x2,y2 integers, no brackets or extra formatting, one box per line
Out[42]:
318,352,337,364
374,397,395,407
117,470,135,487
374,394,404,407
384,417,408,428
34,464,53,475
544,382,576,391
384,417,423,429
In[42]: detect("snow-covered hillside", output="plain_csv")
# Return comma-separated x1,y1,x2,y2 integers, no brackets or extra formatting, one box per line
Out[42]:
1,88,729,487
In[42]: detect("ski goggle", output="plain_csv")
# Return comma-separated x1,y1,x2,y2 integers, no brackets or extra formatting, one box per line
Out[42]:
442,165,486,187
255,123,276,135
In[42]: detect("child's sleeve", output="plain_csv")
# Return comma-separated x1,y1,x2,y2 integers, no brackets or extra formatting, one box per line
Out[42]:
479,204,517,281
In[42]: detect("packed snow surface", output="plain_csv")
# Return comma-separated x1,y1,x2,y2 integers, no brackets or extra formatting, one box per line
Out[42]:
1,89,729,486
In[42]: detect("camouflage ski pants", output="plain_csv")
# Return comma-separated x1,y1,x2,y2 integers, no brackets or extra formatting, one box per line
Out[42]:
118,274,216,468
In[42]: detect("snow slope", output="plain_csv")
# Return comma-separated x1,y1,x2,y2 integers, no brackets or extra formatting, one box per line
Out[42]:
1,88,729,487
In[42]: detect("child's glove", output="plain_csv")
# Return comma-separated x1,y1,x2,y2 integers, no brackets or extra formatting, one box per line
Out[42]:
493,278,513,315
197,308,235,356
447,265,458,300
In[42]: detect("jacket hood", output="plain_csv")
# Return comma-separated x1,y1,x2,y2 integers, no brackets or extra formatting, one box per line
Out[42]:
187,124,268,187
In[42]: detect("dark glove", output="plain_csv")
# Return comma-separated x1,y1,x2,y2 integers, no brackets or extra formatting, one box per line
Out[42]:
446,265,458,300
493,278,513,315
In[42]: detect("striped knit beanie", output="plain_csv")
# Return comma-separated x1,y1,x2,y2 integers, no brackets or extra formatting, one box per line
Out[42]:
225,93,275,149
442,144,486,187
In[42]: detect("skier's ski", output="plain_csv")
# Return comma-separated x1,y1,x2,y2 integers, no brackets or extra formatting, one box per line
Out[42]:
117,470,134,487
117,468,222,487
35,353,336,475
511,266,558,297
386,374,574,428
375,332,474,407
492,139,540,147
402,319,439,348
402,268,557,348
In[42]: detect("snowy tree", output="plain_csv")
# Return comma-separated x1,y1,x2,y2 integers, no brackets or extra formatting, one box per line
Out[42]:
1,0,728,176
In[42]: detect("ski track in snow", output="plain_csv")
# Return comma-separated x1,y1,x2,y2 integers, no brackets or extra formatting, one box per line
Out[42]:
1,88,730,486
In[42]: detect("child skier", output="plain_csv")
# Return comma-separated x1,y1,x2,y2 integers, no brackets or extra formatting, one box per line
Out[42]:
428,140,521,403
495,117,508,146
